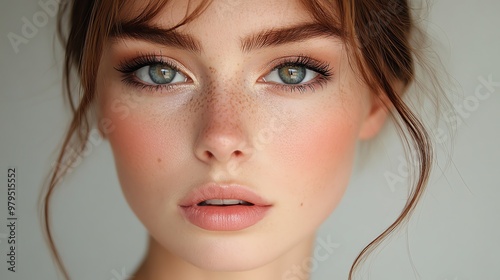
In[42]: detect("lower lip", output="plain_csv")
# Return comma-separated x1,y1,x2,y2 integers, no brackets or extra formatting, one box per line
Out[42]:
179,205,271,231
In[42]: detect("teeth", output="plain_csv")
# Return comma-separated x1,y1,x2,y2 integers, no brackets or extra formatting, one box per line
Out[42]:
199,199,253,206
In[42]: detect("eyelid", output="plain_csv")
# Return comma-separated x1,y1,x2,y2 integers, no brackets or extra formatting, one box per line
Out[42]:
260,56,332,79
114,53,196,92
115,53,194,82
262,68,318,84
255,55,333,94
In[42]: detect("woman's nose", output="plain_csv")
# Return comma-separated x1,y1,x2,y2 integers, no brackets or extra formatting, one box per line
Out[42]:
193,88,254,165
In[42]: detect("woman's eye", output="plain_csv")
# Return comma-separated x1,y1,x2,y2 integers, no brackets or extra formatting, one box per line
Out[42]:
135,64,187,85
263,65,319,85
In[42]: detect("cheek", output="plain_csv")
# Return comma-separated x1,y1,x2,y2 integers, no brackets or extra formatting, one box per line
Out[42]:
290,117,356,175
267,105,362,223
273,104,361,180
101,101,188,218
112,122,156,174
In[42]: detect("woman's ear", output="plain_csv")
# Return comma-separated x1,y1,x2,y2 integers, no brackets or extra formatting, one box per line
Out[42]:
358,93,391,140
97,117,113,140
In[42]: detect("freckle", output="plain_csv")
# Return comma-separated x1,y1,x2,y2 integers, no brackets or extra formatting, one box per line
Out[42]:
300,203,303,207
157,158,162,163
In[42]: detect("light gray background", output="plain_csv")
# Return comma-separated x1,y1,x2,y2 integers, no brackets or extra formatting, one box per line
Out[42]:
0,0,499,279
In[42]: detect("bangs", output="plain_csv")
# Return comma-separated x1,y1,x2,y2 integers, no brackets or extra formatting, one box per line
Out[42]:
107,0,345,40
299,0,345,37
111,0,213,37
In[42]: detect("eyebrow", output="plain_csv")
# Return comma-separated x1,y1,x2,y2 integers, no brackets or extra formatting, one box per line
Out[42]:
110,22,202,53
240,23,343,52
109,22,342,53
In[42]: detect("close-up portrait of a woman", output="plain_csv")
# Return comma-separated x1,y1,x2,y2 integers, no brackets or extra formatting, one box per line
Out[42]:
0,0,499,279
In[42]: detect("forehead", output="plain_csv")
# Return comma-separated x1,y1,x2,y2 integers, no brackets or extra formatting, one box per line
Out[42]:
109,0,345,58
118,0,317,31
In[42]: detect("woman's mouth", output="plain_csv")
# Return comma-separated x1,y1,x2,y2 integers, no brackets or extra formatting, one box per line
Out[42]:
179,183,272,231
197,199,254,206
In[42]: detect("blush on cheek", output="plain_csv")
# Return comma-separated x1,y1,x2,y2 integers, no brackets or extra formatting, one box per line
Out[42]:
107,116,154,171
103,111,177,219
104,111,161,183
277,115,359,175
104,103,184,168
260,113,361,236
270,111,361,214
108,116,158,204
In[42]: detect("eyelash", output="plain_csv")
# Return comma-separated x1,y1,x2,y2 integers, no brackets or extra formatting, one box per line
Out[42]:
115,54,184,93
265,56,333,93
115,53,334,94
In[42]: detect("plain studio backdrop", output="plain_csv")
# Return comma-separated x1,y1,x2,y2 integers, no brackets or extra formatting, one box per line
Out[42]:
0,0,499,279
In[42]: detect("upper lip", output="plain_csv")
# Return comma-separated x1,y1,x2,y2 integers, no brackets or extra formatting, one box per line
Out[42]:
179,182,272,207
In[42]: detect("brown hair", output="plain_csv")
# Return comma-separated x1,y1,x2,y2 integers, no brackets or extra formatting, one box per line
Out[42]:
41,0,435,279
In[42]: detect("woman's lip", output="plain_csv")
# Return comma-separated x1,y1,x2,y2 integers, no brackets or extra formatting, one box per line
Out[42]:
178,183,272,207
179,204,271,231
178,183,273,231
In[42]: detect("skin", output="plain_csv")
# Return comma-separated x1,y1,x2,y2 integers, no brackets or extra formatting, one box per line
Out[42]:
95,0,389,279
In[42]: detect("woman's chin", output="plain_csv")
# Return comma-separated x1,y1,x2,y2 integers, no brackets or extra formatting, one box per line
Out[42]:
185,253,272,272
170,238,281,272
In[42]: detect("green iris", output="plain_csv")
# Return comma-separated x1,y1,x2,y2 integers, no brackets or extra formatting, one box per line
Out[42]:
278,66,306,84
149,64,178,84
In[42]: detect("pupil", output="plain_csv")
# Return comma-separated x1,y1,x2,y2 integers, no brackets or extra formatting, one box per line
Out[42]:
149,64,176,84
278,66,306,84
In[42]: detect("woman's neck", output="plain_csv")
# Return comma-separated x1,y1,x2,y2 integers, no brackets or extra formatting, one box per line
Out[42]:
132,234,316,280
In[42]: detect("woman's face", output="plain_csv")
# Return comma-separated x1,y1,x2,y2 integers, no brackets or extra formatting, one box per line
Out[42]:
96,0,387,271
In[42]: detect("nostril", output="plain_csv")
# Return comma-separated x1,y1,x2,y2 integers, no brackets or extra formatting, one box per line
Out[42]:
205,151,214,159
204,150,242,160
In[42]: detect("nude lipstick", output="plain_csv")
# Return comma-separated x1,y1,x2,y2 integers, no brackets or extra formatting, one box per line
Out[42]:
179,183,272,231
